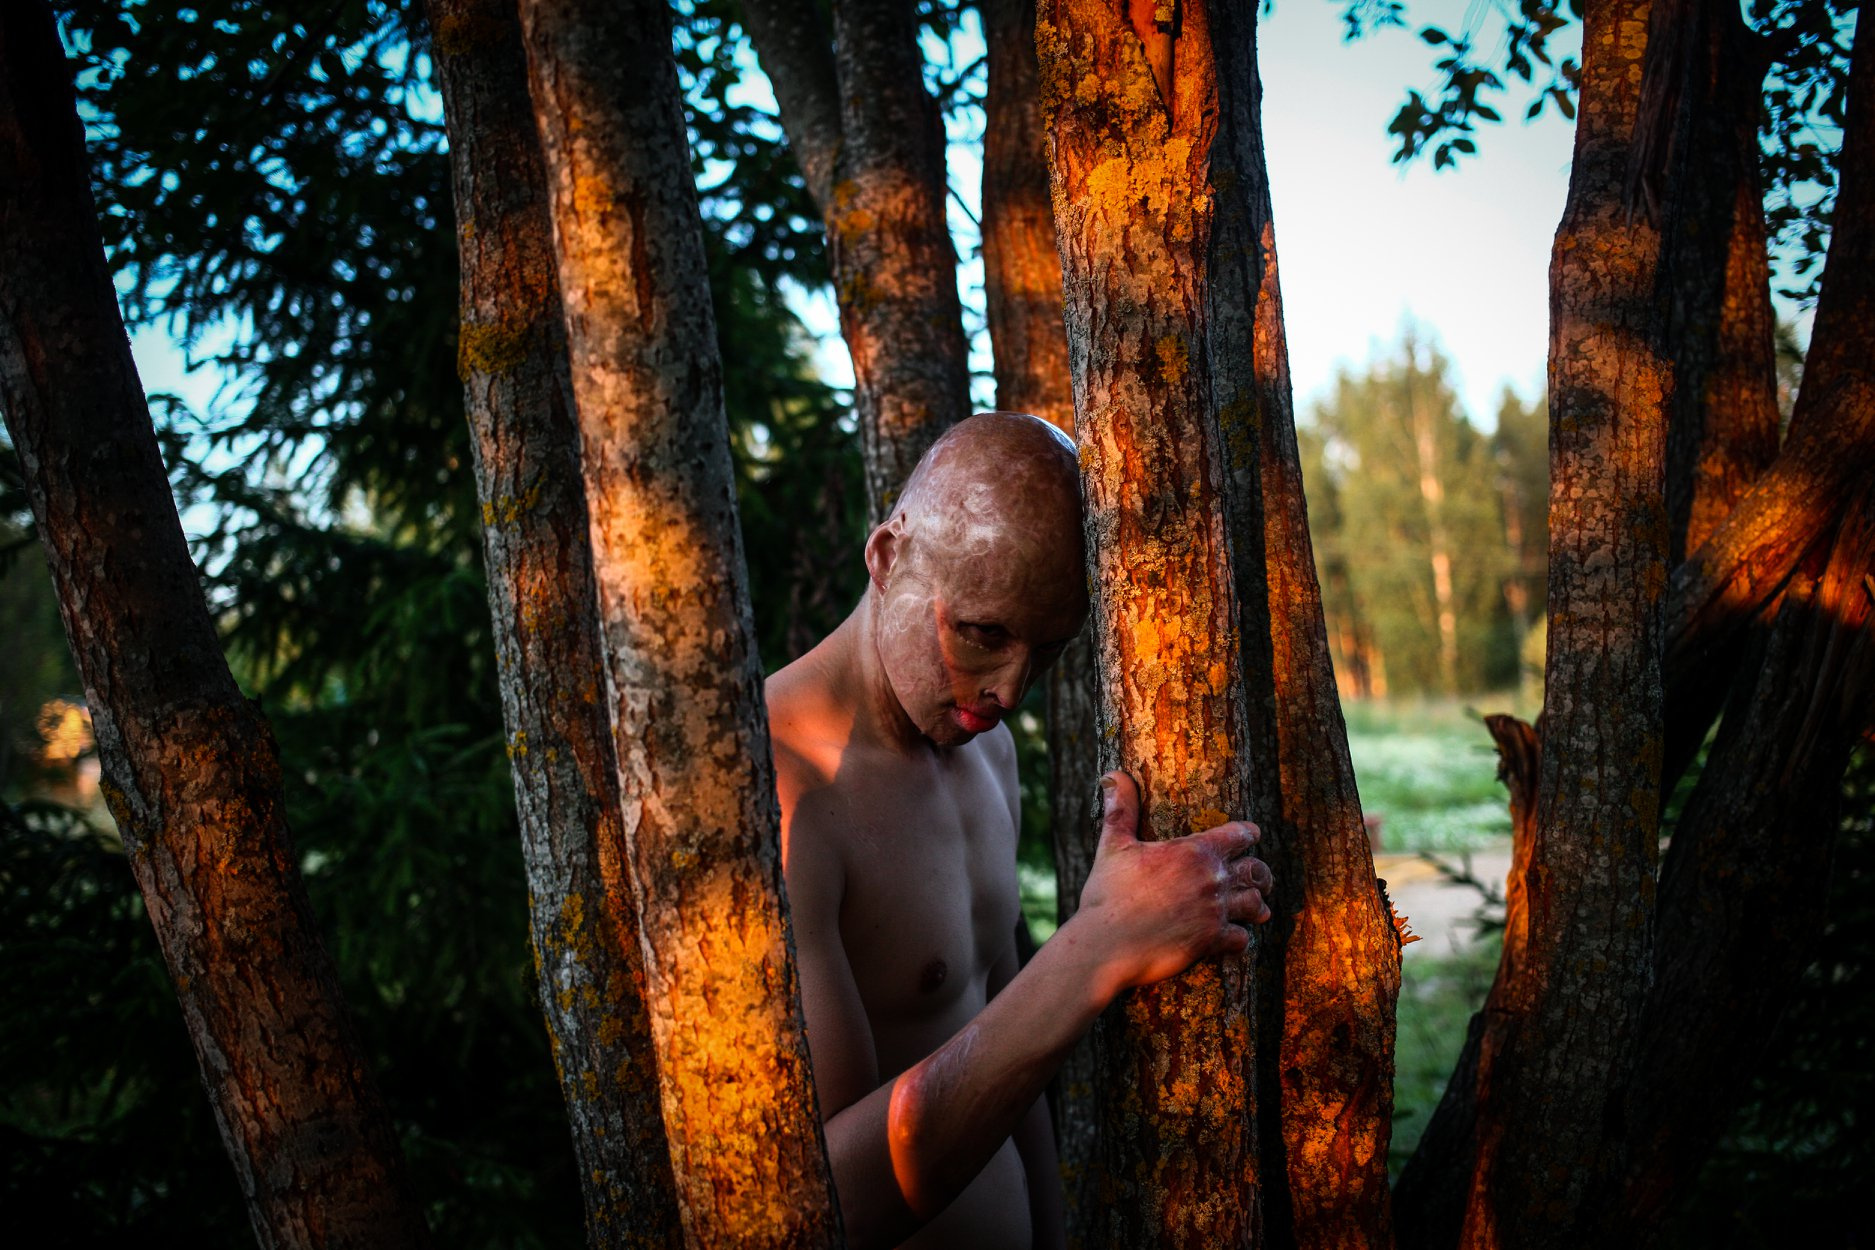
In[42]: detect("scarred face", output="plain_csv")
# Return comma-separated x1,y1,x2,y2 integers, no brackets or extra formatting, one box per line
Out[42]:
863,422,1088,748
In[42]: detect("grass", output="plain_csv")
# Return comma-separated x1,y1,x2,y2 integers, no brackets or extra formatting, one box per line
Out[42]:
1344,696,1527,854
1390,935,1500,1172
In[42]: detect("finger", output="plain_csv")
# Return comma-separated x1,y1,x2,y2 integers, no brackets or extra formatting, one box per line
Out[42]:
1214,923,1252,956
1203,819,1260,859
1096,770,1141,848
1228,858,1269,892
1226,887,1265,924
1246,858,1273,896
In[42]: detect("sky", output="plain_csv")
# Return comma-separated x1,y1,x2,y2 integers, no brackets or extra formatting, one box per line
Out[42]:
131,3,1585,435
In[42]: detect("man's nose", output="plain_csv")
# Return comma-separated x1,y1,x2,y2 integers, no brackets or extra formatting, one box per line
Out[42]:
983,647,1035,708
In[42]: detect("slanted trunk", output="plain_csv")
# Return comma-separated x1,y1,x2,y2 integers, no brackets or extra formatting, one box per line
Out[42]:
1204,4,1402,1245
517,2,840,1244
0,6,429,1247
1397,1,1674,1244
1039,3,1261,1243
1606,25,1875,1240
423,3,683,1243
740,0,972,520
980,0,1101,1234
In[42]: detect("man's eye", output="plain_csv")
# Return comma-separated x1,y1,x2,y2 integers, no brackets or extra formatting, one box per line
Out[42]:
957,622,1006,648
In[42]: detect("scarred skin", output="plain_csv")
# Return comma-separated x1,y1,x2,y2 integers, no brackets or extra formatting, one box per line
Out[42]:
766,412,1274,1250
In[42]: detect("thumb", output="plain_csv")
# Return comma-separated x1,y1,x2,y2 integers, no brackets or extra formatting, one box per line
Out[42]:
1097,770,1140,848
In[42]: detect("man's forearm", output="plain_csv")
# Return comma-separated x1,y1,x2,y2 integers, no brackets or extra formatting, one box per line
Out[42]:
825,917,1117,1250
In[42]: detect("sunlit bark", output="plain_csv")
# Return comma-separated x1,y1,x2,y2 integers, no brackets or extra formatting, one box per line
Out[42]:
740,0,972,521
1039,2,1262,1243
1205,5,1403,1244
980,2,1103,1234
423,3,684,1244
0,6,429,1246
1396,1,1674,1244
517,2,840,1244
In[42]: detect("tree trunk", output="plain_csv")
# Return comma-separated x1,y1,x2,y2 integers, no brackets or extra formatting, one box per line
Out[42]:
1040,3,1261,1244
1602,23,1875,1239
517,3,841,1245
740,0,973,521
0,7,429,1247
980,0,1103,1237
423,4,685,1244
1204,4,1403,1245
1396,1,1674,1244
1409,374,1461,695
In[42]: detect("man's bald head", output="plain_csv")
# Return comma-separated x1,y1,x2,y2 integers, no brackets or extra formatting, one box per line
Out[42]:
881,411,1084,587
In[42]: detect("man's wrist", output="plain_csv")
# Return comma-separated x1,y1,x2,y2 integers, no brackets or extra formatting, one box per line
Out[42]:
1051,908,1133,1014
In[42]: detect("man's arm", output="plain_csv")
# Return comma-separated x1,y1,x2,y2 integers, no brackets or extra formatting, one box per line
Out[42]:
783,766,1271,1250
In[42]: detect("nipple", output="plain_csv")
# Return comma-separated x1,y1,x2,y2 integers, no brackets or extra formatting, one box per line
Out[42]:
918,957,949,994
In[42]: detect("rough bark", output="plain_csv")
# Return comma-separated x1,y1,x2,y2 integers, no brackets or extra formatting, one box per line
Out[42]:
1396,1,1674,1244
1205,4,1401,1245
980,0,1103,1232
423,4,684,1244
0,6,429,1247
1665,11,1875,709
1601,25,1875,1239
1651,5,1780,567
741,0,973,521
1039,3,1261,1244
1605,498,1875,1244
517,2,841,1245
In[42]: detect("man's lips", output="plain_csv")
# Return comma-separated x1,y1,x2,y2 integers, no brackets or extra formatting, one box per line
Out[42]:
953,705,1001,733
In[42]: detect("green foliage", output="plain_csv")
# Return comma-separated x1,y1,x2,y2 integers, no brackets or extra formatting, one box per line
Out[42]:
1304,329,1530,697
1390,933,1500,1173
1343,698,1520,853
1660,747,1875,1246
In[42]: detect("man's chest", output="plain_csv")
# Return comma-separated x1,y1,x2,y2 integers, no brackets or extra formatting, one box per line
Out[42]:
831,754,1022,1033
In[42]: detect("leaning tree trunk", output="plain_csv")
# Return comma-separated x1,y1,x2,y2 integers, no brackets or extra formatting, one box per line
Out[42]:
1205,4,1403,1245
517,2,841,1246
980,0,1102,1235
740,0,972,520
1040,2,1262,1244
1600,22,1875,1239
0,7,429,1248
423,3,684,1244
1395,0,1674,1244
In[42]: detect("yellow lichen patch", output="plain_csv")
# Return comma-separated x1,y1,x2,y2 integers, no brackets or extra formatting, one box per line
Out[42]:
1192,808,1231,833
1217,393,1257,471
482,477,544,530
458,313,532,381
506,730,529,759
1154,334,1188,385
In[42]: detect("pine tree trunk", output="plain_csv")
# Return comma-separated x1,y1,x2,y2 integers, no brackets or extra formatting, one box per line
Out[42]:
980,2,1104,1236
517,2,840,1245
423,4,684,1244
740,0,973,521
1205,5,1403,1245
1040,3,1261,1244
1396,1,1674,1244
0,7,429,1247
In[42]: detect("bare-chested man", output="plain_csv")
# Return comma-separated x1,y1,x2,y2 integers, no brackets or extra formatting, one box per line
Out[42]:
766,412,1274,1250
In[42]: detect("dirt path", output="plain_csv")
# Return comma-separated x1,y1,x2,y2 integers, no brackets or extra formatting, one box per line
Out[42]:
1374,845,1512,957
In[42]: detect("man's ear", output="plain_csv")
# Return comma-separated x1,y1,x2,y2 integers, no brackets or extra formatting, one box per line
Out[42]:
863,518,905,590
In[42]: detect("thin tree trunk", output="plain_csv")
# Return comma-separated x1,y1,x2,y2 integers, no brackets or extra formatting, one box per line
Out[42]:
1205,3,1401,1245
0,7,429,1247
740,0,973,521
981,1,1102,1235
1397,1,1674,1244
517,3,840,1245
1040,3,1261,1244
423,3,684,1244
1408,377,1461,695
